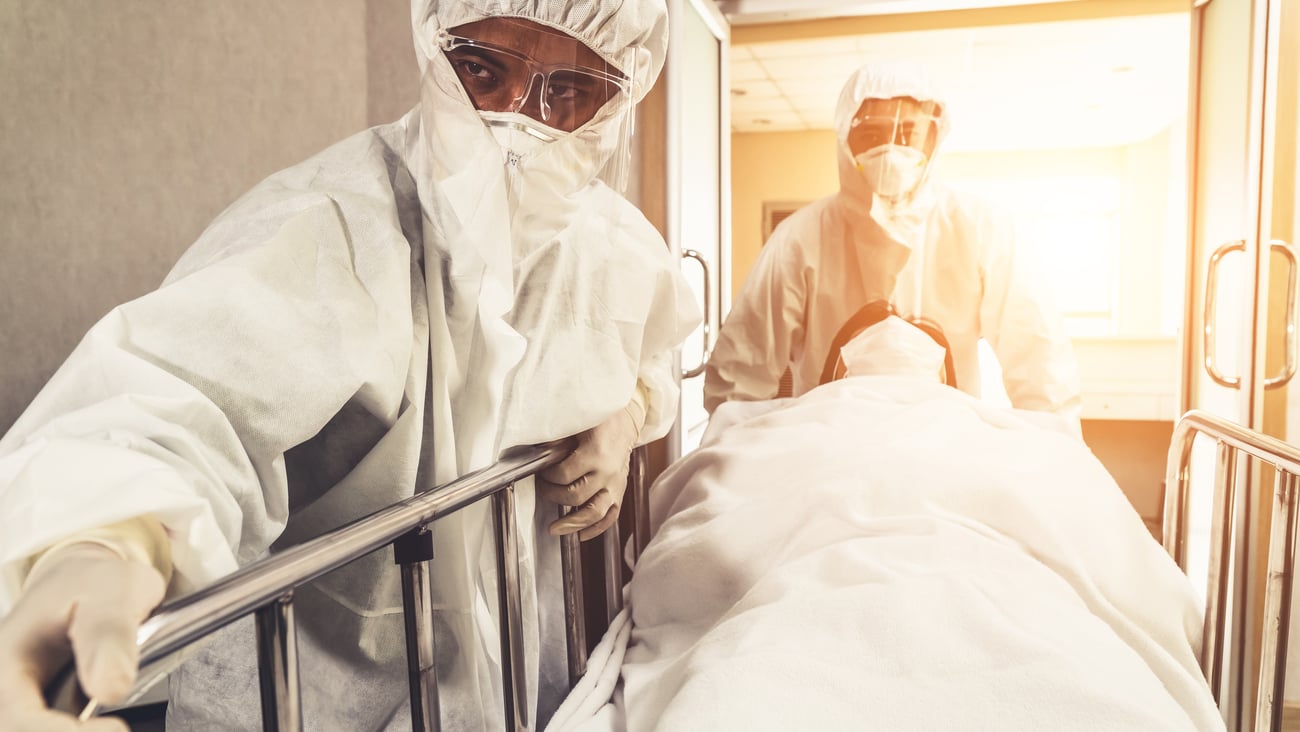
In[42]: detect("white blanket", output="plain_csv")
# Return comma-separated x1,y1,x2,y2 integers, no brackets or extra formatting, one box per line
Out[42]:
548,377,1223,732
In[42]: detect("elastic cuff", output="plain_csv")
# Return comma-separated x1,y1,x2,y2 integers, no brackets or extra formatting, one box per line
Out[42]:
22,516,174,590
624,381,649,442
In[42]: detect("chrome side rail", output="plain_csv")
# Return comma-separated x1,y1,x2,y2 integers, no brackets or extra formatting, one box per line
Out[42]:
1163,410,1300,732
50,442,608,732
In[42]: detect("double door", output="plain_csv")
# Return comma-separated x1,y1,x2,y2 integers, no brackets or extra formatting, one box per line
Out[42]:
1185,0,1299,728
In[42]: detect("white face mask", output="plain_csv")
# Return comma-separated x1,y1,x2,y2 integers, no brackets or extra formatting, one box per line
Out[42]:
478,110,564,166
840,315,946,382
854,144,928,199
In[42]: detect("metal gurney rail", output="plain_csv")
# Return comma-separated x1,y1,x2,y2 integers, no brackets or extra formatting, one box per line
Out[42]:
46,441,629,732
1163,410,1300,732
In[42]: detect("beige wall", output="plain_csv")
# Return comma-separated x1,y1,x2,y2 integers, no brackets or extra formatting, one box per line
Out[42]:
0,1,419,432
729,129,839,299
1268,0,1299,440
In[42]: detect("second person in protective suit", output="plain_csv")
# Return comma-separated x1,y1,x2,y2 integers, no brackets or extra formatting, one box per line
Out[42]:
704,61,1082,426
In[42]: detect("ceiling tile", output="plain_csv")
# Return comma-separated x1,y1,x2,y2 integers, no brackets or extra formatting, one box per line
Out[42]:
734,117,808,134
799,112,838,130
758,53,863,79
718,0,1086,26
782,89,842,107
729,58,769,83
748,37,862,59
730,79,783,99
734,11,1191,148
731,97,796,118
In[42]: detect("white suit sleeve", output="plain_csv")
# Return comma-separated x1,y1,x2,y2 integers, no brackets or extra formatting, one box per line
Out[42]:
703,225,808,414
629,276,697,442
0,201,414,611
635,350,678,444
977,205,1083,423
635,253,703,443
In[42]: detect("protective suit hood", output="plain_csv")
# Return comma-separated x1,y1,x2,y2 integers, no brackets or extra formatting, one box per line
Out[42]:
411,1,668,103
833,60,951,226
410,0,669,218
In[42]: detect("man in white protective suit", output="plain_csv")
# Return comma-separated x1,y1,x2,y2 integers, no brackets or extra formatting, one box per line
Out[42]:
703,60,1082,426
0,1,699,730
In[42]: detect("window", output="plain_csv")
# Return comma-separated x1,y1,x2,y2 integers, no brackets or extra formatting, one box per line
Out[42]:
952,176,1123,337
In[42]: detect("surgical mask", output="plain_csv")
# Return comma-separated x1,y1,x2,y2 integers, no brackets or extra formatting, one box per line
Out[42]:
855,144,928,199
479,110,563,166
839,315,947,382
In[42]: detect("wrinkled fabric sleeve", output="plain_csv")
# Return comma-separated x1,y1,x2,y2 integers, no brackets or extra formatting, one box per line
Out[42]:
634,351,677,444
0,200,413,612
976,203,1083,426
636,256,702,443
702,223,808,414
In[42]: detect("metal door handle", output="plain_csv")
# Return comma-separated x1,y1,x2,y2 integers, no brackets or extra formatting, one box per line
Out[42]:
1265,240,1297,389
681,249,713,379
1204,240,1246,388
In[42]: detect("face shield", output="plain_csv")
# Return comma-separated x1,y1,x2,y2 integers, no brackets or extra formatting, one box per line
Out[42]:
847,96,942,200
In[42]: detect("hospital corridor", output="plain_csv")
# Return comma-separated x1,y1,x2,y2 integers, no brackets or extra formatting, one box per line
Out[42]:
1,0,1299,730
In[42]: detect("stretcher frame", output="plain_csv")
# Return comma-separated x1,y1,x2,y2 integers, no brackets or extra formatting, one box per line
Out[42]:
1163,409,1300,732
49,408,1300,731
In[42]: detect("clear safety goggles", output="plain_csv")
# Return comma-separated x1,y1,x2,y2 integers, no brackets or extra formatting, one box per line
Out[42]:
847,97,941,157
438,29,629,133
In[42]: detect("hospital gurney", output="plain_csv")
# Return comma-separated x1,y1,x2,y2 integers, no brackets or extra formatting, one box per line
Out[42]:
43,408,1300,732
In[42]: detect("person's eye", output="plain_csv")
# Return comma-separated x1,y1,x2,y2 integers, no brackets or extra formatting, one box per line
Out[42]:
546,81,585,102
447,49,508,91
546,72,601,104
456,60,495,82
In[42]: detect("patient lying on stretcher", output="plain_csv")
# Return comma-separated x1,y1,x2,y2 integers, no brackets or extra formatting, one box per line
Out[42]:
547,316,1223,732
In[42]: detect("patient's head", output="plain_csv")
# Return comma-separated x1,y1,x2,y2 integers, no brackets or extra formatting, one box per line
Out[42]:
836,315,948,383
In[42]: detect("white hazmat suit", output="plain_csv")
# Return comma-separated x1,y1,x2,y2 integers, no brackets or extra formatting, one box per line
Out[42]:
0,1,699,730
703,61,1081,421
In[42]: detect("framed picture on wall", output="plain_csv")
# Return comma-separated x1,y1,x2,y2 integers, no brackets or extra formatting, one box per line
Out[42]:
761,201,807,245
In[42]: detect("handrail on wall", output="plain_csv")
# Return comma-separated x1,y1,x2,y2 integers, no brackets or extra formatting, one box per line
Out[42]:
1163,409,1300,732
47,441,626,732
